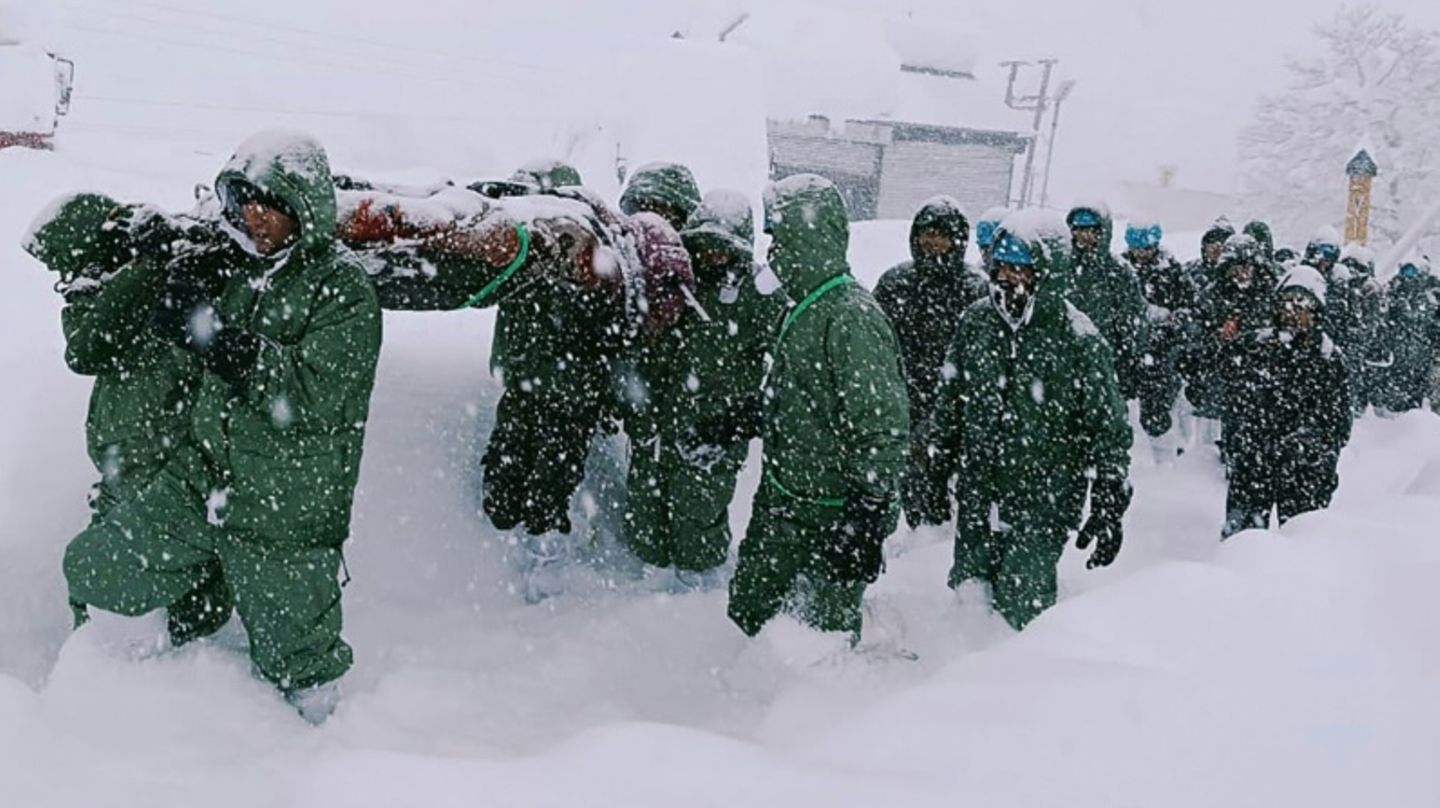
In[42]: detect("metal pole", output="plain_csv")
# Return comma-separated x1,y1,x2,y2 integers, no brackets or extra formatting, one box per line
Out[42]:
1040,81,1074,210
1018,60,1056,208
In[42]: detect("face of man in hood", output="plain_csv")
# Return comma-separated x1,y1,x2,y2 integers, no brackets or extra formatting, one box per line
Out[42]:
1227,261,1256,290
991,260,1037,320
1203,239,1225,264
1277,289,1319,338
222,179,299,257
916,227,956,260
1071,225,1103,252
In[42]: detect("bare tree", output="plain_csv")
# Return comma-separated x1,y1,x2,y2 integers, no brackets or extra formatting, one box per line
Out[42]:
1239,4,1440,249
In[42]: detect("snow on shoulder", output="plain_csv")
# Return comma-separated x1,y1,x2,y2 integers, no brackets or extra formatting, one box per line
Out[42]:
767,172,835,201
1279,265,1329,303
1063,301,1101,338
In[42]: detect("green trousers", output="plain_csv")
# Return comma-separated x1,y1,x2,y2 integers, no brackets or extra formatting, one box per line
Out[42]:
949,508,1070,630
624,434,745,573
64,467,351,692
727,493,866,637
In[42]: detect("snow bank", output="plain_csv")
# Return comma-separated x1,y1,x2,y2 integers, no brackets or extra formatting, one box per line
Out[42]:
0,43,55,133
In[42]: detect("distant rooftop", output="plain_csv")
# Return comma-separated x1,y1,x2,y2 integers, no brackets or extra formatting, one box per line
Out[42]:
676,1,1030,137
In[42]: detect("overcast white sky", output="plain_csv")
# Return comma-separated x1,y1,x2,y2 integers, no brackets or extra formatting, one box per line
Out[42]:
8,0,1440,202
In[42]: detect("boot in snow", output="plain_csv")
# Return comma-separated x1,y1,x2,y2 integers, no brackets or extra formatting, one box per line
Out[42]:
286,680,341,726
521,531,571,604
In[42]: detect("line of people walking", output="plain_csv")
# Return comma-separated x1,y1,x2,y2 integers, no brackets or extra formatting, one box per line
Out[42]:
24,129,1439,722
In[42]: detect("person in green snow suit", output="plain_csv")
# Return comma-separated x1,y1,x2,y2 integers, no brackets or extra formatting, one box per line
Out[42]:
1065,203,1149,401
624,190,786,578
489,159,586,385
727,174,909,639
924,213,1132,630
873,196,988,528
1374,258,1440,412
61,131,382,718
619,162,702,231
24,195,204,518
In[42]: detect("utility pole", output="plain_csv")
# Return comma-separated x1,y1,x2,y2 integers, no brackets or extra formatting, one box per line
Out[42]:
1001,58,1057,208
1039,80,1075,210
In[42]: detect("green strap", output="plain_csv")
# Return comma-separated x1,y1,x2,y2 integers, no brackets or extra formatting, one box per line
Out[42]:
460,222,531,309
765,468,846,508
764,273,856,509
774,274,855,355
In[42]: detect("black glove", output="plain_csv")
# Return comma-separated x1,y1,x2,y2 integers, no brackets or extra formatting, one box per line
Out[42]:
690,395,764,447
1075,470,1131,569
152,261,259,388
110,205,190,259
824,493,892,584
152,260,221,350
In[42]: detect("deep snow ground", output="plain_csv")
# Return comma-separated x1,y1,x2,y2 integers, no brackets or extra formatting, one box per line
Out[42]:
4,138,1440,807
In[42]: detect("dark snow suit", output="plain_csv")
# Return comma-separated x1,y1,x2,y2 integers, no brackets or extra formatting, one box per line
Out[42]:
62,135,382,692
1127,249,1200,437
873,197,988,526
1374,272,1440,412
728,177,909,638
624,193,785,572
1064,207,1149,401
25,195,202,515
927,229,1132,630
1222,326,1352,536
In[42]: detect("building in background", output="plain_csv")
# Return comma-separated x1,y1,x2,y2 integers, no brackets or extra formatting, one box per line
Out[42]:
768,116,1028,221
683,3,1033,222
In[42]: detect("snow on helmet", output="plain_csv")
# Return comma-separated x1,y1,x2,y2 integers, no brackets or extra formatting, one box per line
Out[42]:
1124,220,1163,251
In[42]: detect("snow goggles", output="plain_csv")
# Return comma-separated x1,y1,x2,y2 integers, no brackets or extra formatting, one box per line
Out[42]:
991,232,1036,267
219,179,296,229
1125,224,1162,251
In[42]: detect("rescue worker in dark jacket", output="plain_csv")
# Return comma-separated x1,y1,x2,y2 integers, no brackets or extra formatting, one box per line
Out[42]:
874,196,988,527
1122,221,1199,439
624,190,785,583
1374,257,1440,412
925,211,1132,630
1185,234,1277,423
1221,266,1352,538
1064,203,1149,401
1183,218,1234,292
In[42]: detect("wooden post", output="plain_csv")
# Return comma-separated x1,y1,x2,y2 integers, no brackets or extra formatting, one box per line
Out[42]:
1346,149,1378,244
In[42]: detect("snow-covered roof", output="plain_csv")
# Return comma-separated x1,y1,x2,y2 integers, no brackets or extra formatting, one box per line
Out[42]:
712,2,1028,136
0,42,54,132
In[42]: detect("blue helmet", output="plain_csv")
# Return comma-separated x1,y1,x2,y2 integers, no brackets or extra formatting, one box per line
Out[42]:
991,231,1036,267
976,219,1001,250
1067,208,1103,229
1125,222,1163,251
